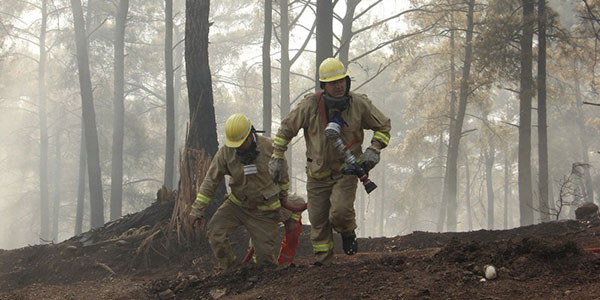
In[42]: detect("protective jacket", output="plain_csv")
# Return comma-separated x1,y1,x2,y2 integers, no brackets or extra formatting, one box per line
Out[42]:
273,91,391,179
190,135,289,215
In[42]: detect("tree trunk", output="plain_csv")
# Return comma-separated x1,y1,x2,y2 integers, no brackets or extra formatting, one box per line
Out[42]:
184,0,220,219
110,0,129,221
339,0,359,66
518,0,534,226
173,23,184,185
71,0,105,229
464,150,472,231
279,0,293,183
39,0,50,242
574,61,594,204
315,0,333,90
504,152,510,229
358,189,364,237
437,20,458,232
484,144,495,229
439,0,475,232
52,115,62,242
537,0,550,221
262,0,272,137
75,122,87,235
378,151,386,236
164,0,175,191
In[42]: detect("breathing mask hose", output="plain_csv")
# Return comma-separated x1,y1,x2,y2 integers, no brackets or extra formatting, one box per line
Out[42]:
324,119,377,194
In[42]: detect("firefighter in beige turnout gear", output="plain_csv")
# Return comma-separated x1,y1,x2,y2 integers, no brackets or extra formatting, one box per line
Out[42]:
269,57,391,265
189,113,289,271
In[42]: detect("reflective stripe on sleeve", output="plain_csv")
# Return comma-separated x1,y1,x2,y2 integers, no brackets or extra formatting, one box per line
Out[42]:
373,131,390,146
291,213,301,221
196,193,210,205
274,136,290,147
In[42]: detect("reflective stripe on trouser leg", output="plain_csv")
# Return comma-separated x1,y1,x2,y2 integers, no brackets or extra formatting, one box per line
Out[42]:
243,208,280,267
307,175,335,264
329,174,358,234
207,200,243,270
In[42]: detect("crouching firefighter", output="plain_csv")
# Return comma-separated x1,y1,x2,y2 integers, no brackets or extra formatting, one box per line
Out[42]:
188,113,289,271
269,57,391,265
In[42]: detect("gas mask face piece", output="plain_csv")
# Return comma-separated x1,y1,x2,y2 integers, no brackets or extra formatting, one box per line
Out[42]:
236,137,259,175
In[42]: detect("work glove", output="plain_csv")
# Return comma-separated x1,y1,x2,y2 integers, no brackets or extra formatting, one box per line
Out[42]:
188,205,205,229
359,147,380,172
268,155,285,183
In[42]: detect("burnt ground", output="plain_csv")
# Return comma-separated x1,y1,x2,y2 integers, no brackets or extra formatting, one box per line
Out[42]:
2,201,600,299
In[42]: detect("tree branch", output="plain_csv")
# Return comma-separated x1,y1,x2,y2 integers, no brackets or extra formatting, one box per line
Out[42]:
126,82,165,101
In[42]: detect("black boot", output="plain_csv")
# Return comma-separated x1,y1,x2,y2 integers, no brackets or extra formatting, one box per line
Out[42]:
341,231,358,255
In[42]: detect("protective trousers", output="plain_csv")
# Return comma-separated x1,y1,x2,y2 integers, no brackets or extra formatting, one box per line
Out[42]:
207,199,280,270
307,173,358,264
277,218,303,264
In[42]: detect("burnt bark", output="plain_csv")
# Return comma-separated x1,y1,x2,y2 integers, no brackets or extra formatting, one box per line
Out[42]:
518,0,534,226
184,0,220,218
537,0,550,221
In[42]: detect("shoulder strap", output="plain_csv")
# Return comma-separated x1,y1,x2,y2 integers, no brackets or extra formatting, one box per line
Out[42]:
315,90,328,128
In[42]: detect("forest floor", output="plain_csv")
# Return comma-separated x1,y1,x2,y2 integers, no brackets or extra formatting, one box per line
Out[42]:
2,200,600,299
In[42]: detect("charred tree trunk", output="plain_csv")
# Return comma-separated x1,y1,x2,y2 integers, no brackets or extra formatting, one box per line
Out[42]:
39,0,50,242
110,0,129,221
439,0,474,232
262,0,272,137
315,0,333,90
71,0,105,229
518,0,534,226
537,0,550,221
183,0,220,220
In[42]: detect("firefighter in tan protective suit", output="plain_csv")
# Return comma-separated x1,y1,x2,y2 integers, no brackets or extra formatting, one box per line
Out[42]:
188,113,290,271
268,57,391,265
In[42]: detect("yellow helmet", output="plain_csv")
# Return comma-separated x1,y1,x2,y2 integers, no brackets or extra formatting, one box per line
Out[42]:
319,57,347,82
225,113,252,148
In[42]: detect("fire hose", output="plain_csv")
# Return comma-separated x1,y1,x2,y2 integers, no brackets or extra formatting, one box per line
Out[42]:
324,114,377,194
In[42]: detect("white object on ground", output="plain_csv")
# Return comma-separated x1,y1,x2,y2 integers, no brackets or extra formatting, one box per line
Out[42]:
484,265,497,280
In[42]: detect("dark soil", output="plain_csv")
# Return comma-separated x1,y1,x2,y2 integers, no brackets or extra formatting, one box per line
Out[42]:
2,202,600,299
